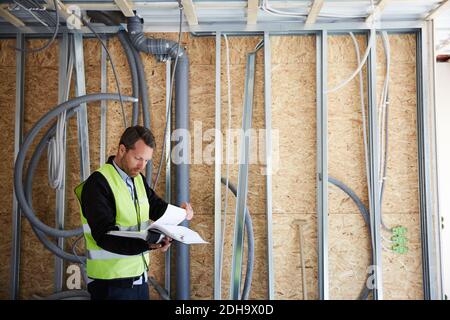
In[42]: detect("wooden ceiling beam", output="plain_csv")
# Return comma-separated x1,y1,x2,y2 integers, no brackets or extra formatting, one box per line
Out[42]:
0,6,25,27
114,0,135,17
247,0,258,25
366,0,391,24
305,0,324,25
181,0,198,26
426,0,450,20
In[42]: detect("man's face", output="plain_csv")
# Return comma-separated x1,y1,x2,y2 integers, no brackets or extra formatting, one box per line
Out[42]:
118,139,153,177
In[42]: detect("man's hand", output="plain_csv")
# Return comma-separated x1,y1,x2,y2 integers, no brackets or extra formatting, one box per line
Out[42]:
149,236,172,252
180,202,194,220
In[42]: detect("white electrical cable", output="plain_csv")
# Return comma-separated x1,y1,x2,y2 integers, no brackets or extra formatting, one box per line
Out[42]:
219,33,233,293
378,31,390,188
381,232,394,243
326,31,374,94
261,0,307,17
378,31,394,232
351,30,393,235
48,44,73,189
47,113,66,189
261,0,367,19
381,241,393,252
349,31,371,227
325,0,377,94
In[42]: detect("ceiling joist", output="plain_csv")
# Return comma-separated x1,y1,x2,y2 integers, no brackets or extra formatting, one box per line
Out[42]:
181,0,198,26
247,0,259,25
114,0,135,17
426,0,450,20
366,0,391,24
305,0,324,25
0,6,25,27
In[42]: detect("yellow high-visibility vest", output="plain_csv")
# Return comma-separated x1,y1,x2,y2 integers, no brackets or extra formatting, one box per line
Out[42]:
75,163,150,280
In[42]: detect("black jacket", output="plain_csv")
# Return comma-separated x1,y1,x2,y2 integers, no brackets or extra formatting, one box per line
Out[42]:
80,156,168,255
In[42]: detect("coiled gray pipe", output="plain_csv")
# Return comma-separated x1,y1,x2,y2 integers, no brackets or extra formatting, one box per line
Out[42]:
14,93,137,238
24,117,86,263
328,176,372,300
33,289,90,300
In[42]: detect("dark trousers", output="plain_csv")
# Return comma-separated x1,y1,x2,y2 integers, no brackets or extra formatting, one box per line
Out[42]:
88,279,149,300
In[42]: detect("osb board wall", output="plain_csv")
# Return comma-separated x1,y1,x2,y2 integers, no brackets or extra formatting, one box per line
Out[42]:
0,39,17,299
0,32,421,300
270,35,318,300
376,34,423,299
104,34,268,299
329,33,422,299
328,34,370,300
270,33,422,300
0,37,104,299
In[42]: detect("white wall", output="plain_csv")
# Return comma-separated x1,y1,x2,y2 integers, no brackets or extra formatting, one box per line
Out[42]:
436,62,450,299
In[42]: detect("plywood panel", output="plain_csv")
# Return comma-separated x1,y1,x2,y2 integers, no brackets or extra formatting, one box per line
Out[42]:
0,31,423,301
0,65,16,299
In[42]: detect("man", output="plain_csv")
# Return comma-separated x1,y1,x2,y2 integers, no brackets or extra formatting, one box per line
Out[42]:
74,125,193,300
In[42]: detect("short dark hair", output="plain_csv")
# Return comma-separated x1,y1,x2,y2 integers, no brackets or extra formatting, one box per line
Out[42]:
119,125,156,150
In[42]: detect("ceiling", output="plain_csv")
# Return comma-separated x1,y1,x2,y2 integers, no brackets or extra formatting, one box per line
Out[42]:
0,1,449,53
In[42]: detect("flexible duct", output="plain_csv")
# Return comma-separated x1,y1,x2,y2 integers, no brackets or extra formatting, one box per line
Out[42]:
14,93,137,239
118,30,140,126
14,94,135,300
88,12,140,126
328,176,372,300
33,289,90,300
127,15,191,300
220,178,254,300
24,117,86,263
91,12,154,184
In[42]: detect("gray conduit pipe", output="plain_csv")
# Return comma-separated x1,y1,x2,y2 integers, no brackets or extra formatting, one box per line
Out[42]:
128,38,154,182
328,176,372,300
118,30,140,126
220,177,254,300
24,120,86,263
127,16,191,300
14,93,137,238
148,276,170,300
88,12,140,126
33,289,90,300
92,12,153,183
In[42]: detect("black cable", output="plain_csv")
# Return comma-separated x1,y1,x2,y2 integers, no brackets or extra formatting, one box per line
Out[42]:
11,0,59,53
77,15,128,129
152,1,184,189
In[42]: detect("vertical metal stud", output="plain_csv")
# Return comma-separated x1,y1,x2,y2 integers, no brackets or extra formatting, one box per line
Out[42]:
417,23,442,300
100,36,107,166
214,31,222,300
263,31,275,300
10,32,25,300
317,30,329,300
165,57,172,296
367,28,383,300
54,32,69,293
73,33,90,181
230,51,256,300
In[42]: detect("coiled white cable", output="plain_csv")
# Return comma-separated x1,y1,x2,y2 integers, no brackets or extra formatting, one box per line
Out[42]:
48,42,73,189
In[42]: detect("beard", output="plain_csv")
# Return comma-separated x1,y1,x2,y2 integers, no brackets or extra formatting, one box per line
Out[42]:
119,158,140,177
